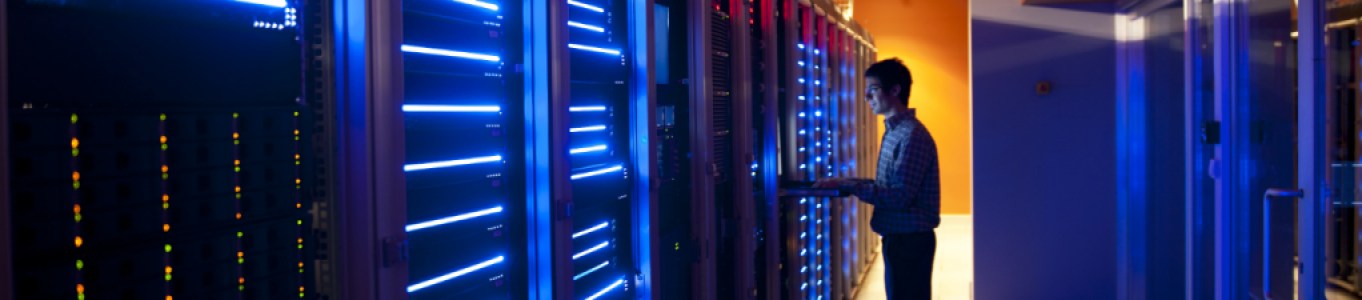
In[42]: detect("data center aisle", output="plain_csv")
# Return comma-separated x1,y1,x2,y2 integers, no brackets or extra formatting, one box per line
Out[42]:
854,215,973,300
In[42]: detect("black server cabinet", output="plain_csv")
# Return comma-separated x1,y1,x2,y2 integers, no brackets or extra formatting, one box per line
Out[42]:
7,0,318,299
564,0,635,298
398,0,524,298
653,0,695,298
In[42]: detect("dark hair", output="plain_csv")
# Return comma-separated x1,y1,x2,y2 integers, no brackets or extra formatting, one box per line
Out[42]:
864,58,914,106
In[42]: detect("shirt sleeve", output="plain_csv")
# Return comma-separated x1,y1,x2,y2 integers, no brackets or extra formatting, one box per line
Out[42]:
852,128,936,210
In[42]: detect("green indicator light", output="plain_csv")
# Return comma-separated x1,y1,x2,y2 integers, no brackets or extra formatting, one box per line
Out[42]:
76,260,84,270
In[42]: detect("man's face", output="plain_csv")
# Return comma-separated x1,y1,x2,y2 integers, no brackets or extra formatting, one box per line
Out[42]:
865,77,897,116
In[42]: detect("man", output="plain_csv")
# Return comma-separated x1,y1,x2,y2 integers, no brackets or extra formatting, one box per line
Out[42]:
816,58,940,300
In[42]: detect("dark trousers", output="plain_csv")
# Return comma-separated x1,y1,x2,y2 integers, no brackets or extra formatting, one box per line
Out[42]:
882,231,936,300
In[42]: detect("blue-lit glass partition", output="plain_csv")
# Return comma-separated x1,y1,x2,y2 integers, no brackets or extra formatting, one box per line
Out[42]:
565,0,633,299
400,0,520,298
8,0,314,299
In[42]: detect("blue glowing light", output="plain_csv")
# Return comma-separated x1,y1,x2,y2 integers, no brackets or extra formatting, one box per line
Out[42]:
401,45,500,62
570,145,609,154
570,125,608,133
569,44,622,56
574,261,611,280
573,241,610,260
571,165,623,180
585,279,626,300
570,106,608,112
573,222,610,239
568,21,606,32
402,105,501,112
407,256,505,292
404,155,502,171
568,0,605,12
449,0,498,11
406,206,504,232
236,0,287,8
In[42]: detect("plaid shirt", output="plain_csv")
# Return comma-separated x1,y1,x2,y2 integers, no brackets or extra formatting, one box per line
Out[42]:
850,109,940,234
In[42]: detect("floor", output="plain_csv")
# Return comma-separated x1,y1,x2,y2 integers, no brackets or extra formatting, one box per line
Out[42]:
854,214,973,300
844,214,1362,300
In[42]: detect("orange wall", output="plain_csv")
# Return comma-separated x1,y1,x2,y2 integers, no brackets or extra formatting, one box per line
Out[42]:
854,0,971,214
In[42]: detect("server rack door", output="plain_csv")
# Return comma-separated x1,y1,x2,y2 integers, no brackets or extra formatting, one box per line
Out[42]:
750,0,785,298
8,1,318,299
563,0,637,298
625,0,659,298
397,0,524,298
723,0,758,297
0,0,10,296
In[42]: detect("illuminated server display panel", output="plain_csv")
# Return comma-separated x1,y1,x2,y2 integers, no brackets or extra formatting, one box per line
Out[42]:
399,0,520,298
7,0,315,299
565,0,633,299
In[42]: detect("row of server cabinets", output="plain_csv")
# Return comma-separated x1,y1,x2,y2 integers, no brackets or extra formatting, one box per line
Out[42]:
0,0,878,299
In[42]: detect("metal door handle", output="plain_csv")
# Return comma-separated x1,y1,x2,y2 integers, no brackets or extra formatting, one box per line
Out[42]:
1262,188,1304,300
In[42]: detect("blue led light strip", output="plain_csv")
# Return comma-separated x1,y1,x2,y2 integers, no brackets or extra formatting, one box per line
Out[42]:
567,0,605,12
573,261,611,280
570,165,623,180
404,155,503,171
572,222,610,239
568,21,606,33
572,241,610,260
402,105,501,113
570,145,609,154
401,45,501,62
449,0,498,11
585,279,626,300
570,125,608,133
405,206,504,232
407,256,505,292
570,106,608,112
236,0,287,8
568,44,622,56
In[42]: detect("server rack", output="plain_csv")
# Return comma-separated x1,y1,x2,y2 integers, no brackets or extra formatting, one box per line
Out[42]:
653,0,696,297
7,0,320,299
776,1,876,299
339,0,656,298
395,0,526,298
563,0,643,298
